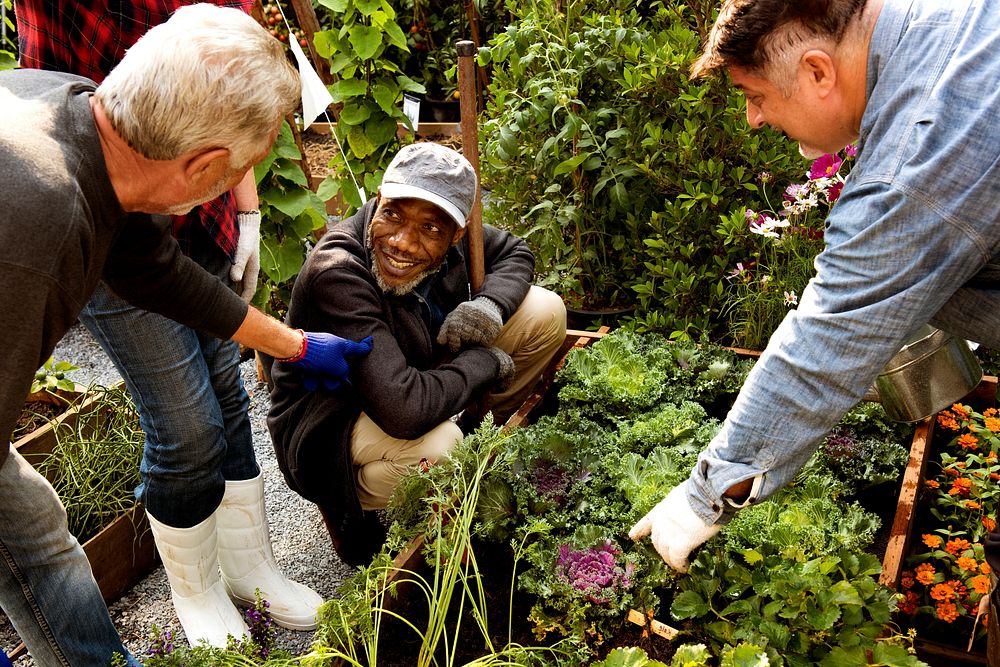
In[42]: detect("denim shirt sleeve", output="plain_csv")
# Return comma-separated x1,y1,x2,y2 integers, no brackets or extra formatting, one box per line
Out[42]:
685,0,1000,524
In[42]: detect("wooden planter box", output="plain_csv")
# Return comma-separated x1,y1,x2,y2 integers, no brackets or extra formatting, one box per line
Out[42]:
18,383,159,606
878,375,999,666
13,384,86,456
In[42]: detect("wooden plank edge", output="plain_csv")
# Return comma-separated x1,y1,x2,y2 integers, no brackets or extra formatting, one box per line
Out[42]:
879,416,934,589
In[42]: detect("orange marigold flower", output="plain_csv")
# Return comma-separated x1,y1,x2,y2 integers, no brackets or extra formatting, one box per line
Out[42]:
986,417,1000,433
937,414,960,431
958,434,980,450
898,591,919,615
965,500,983,510
981,561,992,575
916,562,937,585
950,478,974,497
926,479,941,489
945,467,961,476
946,539,973,555
957,556,979,571
985,408,998,418
952,404,970,419
990,473,1000,481
901,572,915,590
971,575,991,594
931,582,956,601
936,601,960,622
989,450,998,460
922,534,943,548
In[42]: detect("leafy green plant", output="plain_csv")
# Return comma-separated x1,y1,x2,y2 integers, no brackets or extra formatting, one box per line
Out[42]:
253,120,329,318
31,357,80,396
312,0,425,215
1,0,15,70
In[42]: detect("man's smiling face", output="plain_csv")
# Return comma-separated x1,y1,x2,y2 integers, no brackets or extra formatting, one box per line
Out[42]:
368,196,466,295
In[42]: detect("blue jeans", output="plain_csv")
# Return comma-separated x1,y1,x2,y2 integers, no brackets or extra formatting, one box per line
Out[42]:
0,445,140,666
79,242,258,528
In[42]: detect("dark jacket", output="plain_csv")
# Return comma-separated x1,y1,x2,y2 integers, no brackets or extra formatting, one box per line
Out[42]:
266,199,534,529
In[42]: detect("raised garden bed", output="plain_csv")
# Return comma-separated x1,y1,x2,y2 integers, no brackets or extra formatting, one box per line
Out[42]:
316,329,927,666
18,384,158,606
880,375,999,666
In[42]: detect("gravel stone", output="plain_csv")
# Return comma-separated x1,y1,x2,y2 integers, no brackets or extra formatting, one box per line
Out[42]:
1,323,353,664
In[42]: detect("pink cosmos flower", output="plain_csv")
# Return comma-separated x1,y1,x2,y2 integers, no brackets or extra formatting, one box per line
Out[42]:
843,143,858,158
809,153,844,180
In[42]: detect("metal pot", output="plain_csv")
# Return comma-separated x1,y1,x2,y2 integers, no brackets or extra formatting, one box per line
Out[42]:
873,325,982,422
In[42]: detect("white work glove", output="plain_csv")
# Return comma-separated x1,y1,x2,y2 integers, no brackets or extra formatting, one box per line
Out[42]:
230,210,261,302
437,297,503,352
628,483,721,573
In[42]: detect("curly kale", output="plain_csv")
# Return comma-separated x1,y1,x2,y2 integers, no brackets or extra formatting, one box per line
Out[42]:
556,329,755,422
616,401,721,457
722,479,880,558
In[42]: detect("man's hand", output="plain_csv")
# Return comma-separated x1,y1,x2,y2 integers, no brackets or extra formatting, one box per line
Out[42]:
284,332,373,392
628,483,721,573
231,210,261,302
437,298,503,352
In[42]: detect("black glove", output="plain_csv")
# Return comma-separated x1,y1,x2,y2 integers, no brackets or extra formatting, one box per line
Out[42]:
488,346,515,393
436,297,503,352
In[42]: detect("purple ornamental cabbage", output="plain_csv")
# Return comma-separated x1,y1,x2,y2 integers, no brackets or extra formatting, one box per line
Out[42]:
555,540,634,605
530,460,589,504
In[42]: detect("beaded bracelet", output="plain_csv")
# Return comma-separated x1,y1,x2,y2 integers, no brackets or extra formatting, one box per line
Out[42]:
276,329,308,363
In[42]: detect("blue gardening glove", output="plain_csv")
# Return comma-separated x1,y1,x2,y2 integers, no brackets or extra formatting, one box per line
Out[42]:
437,297,503,353
230,210,261,302
284,332,373,392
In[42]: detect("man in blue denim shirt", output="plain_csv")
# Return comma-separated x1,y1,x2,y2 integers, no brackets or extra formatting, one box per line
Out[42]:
630,0,1000,576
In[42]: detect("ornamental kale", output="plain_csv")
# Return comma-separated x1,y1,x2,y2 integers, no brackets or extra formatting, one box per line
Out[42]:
555,540,634,605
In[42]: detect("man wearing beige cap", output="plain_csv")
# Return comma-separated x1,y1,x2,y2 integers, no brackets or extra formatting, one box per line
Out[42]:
266,143,566,566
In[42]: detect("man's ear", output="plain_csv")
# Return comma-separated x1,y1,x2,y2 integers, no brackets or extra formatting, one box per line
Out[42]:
182,147,231,183
800,49,837,98
452,224,467,245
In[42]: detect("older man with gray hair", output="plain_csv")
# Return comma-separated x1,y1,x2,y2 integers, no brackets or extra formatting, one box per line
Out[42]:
0,5,372,664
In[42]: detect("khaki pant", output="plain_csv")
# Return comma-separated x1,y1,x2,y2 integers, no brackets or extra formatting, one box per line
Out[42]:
351,285,567,509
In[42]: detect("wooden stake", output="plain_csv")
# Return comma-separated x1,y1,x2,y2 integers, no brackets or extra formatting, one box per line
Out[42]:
456,40,484,295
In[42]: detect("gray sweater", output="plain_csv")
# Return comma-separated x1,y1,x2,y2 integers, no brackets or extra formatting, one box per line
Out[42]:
0,69,248,467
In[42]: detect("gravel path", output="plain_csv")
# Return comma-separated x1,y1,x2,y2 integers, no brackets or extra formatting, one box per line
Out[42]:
1,323,353,663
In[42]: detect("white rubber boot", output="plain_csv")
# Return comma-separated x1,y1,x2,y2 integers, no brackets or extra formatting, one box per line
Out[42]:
146,511,249,647
217,473,325,630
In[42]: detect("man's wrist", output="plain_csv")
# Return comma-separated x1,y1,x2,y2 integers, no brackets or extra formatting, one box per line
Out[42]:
276,329,308,363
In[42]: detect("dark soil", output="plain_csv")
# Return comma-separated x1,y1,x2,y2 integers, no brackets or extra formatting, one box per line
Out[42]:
11,399,62,442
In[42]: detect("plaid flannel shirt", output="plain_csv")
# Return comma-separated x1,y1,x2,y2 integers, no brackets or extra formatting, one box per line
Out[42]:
15,0,255,261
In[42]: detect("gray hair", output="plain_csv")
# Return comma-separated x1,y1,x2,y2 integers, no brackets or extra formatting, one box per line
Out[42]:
691,0,870,94
95,4,300,168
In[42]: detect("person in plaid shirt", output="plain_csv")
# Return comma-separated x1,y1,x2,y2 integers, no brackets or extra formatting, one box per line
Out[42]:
3,4,365,662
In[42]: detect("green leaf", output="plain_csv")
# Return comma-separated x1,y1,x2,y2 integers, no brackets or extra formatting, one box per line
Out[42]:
269,159,308,188
317,0,348,12
259,235,306,284
312,29,339,59
671,590,710,620
594,647,668,667
340,101,373,125
805,600,841,630
382,20,409,50
263,187,314,219
553,153,588,177
348,24,383,60
330,78,369,103
372,81,401,115
346,124,377,159
354,0,380,15
316,175,341,201
819,646,868,667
